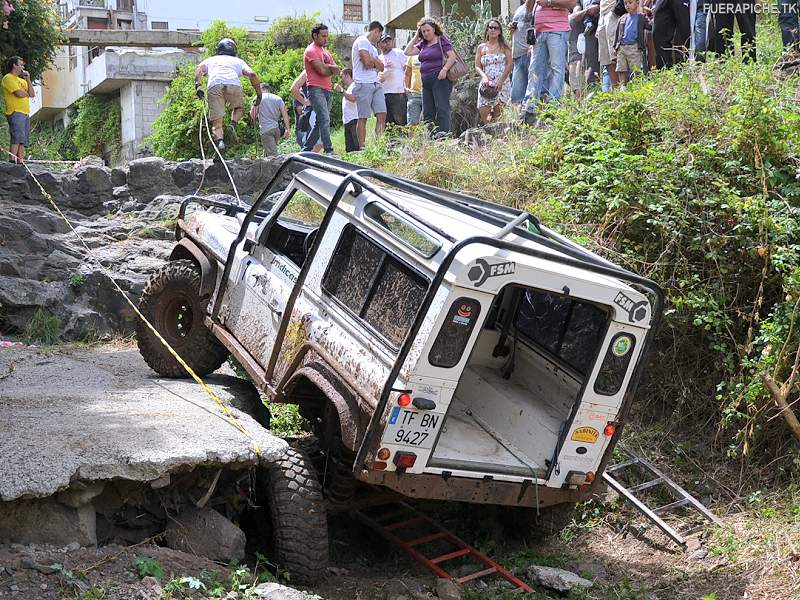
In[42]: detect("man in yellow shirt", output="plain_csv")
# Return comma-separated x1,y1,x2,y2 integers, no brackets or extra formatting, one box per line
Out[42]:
2,56,35,163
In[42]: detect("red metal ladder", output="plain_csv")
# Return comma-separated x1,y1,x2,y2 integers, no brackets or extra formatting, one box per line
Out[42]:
353,501,533,593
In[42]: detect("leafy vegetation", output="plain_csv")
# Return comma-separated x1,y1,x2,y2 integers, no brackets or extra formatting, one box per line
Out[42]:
0,0,63,79
135,557,166,581
71,95,122,161
23,307,61,345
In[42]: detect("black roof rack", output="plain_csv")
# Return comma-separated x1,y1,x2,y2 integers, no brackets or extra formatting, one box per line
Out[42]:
292,152,643,281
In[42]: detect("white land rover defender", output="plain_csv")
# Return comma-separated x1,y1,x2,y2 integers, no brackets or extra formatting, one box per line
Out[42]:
136,153,663,580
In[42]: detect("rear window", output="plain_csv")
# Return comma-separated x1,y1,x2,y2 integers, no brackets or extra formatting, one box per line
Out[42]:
322,225,428,348
514,289,608,376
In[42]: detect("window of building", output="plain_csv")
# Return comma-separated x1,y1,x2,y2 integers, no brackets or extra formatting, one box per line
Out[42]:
117,19,132,29
343,0,363,22
151,20,169,30
116,0,134,11
322,225,428,348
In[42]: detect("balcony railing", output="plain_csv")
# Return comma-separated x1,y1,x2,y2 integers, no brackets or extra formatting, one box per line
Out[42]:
59,0,135,23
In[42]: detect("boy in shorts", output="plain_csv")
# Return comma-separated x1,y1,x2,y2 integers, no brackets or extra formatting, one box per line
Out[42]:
614,0,650,88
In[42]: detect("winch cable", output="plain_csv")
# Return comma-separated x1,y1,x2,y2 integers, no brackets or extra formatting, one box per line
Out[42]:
3,149,262,457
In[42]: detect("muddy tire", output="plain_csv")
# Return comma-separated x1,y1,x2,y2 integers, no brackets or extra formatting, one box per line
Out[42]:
136,259,228,378
264,447,329,582
503,502,577,540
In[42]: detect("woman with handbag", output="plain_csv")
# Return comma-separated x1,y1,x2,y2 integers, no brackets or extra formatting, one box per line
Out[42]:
475,18,513,125
404,17,461,135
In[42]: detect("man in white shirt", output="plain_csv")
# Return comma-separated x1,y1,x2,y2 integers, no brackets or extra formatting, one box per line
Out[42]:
378,33,407,126
351,21,386,149
194,38,261,153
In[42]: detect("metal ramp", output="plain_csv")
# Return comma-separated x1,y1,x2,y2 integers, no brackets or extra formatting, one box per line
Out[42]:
353,502,533,592
602,443,722,548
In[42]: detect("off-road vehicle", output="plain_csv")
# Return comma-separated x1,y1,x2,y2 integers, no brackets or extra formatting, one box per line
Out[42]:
136,153,663,580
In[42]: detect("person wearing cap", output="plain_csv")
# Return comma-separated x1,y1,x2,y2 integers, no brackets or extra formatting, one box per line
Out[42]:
378,33,408,127
351,20,387,149
195,38,261,154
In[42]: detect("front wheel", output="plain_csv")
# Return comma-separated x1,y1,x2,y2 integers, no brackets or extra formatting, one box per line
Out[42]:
263,447,329,582
136,259,228,378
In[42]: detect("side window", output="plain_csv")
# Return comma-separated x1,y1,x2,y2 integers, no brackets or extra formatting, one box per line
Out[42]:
322,225,428,348
262,189,326,267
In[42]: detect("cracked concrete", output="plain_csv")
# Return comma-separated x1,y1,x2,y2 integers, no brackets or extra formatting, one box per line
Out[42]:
0,344,287,501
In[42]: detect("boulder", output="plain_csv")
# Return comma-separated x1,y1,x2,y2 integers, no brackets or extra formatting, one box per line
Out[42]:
253,582,319,599
526,565,593,593
165,507,246,563
0,498,96,546
436,578,462,600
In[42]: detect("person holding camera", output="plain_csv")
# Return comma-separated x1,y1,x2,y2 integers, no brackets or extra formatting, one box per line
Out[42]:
2,56,34,164
509,0,535,109
404,17,457,136
522,0,577,124
475,19,512,124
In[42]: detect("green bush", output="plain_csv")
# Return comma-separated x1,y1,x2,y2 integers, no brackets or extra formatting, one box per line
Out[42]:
72,95,121,160
23,307,61,346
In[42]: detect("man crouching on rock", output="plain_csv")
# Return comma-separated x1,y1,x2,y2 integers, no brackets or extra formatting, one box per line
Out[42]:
2,56,34,164
194,38,261,155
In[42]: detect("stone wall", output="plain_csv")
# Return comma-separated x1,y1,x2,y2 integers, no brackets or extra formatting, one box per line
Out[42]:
0,156,284,340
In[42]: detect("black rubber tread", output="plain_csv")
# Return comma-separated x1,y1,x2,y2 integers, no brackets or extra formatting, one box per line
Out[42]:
503,502,577,540
265,446,329,582
136,259,228,378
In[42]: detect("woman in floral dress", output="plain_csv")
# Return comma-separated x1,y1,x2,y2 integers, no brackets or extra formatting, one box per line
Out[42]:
474,18,513,124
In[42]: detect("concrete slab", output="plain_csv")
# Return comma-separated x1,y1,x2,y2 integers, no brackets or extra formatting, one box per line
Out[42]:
0,344,287,501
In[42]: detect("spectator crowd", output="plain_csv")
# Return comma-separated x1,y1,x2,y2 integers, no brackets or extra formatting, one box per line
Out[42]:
5,1,800,162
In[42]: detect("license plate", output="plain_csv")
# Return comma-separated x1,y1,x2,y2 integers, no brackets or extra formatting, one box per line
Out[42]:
382,407,444,449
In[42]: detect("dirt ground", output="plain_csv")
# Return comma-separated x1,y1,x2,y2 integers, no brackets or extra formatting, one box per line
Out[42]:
1,495,796,600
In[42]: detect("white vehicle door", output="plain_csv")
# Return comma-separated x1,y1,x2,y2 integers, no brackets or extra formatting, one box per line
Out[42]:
221,188,326,367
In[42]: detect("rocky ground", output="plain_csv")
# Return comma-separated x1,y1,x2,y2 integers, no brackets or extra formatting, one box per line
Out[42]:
0,156,283,340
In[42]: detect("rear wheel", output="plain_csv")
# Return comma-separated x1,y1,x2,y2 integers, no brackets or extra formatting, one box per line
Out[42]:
136,259,228,378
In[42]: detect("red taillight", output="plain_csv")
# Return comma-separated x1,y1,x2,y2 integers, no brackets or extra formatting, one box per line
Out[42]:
398,393,412,407
604,423,616,437
373,461,387,470
393,452,417,469
377,448,391,461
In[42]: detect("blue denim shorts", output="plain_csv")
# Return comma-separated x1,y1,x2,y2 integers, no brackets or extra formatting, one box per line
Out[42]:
6,112,30,146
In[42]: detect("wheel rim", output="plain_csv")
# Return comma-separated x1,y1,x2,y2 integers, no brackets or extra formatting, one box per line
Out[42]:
162,295,193,344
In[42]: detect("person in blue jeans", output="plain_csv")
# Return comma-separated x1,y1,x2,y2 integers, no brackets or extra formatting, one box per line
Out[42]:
404,17,457,135
509,0,535,107
523,0,576,123
302,23,340,153
778,0,800,48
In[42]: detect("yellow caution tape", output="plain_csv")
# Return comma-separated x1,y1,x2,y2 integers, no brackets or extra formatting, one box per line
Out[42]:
6,152,262,457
